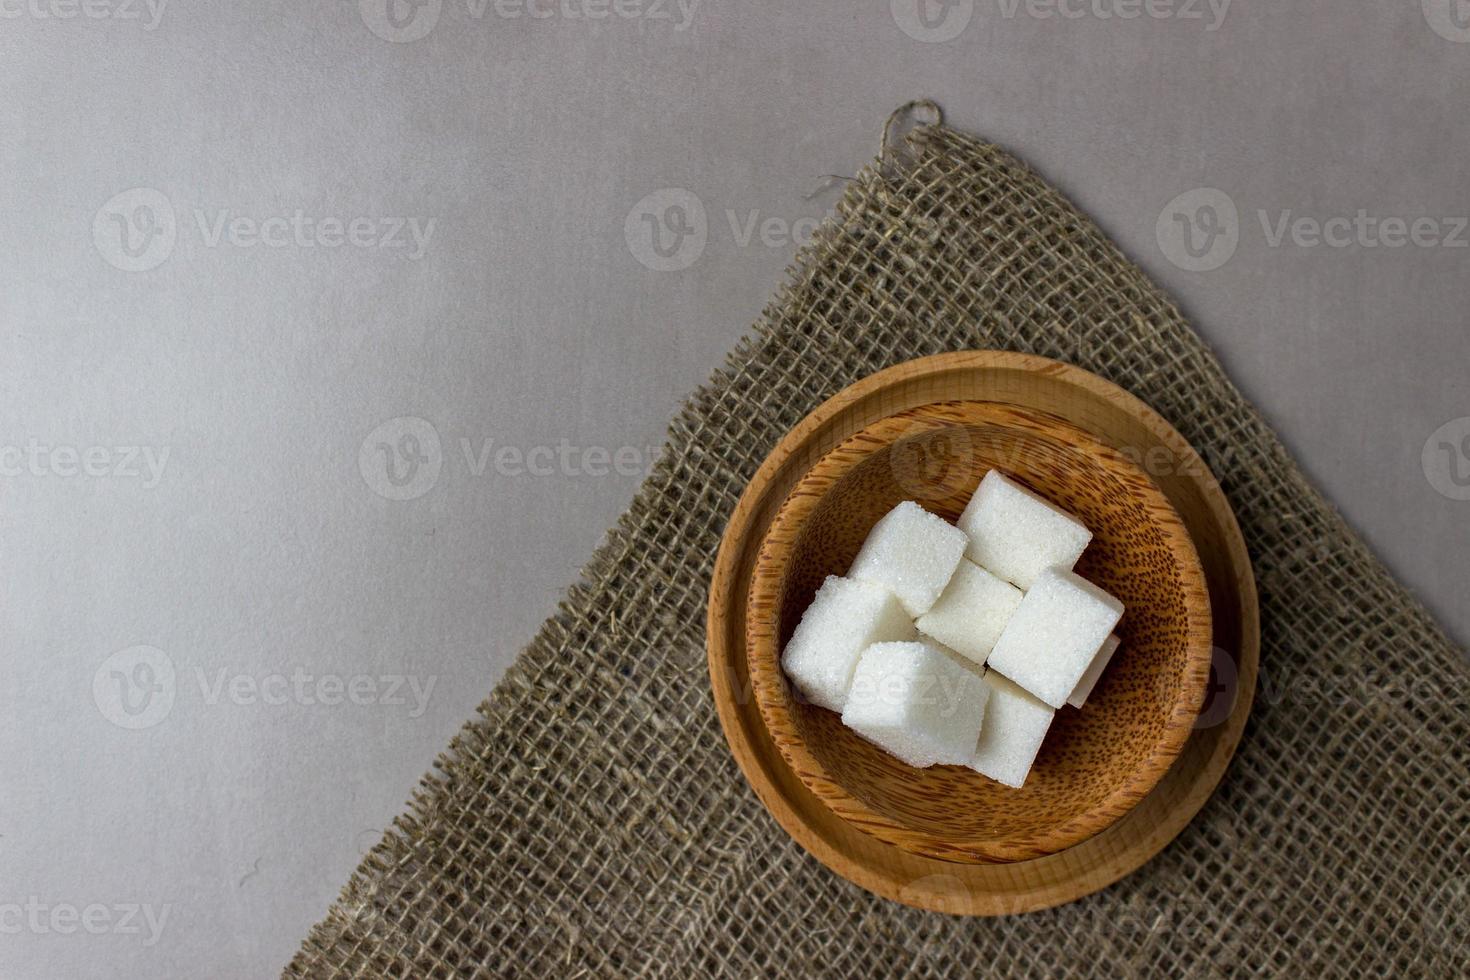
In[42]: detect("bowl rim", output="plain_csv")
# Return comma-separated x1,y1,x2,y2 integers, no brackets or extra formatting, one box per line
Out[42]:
745,399,1215,863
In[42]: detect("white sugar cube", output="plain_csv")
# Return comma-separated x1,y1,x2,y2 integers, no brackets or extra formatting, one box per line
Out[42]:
842,641,990,768
987,567,1124,709
780,575,916,712
1066,634,1121,709
969,671,1055,788
915,560,1023,667
958,471,1092,589
848,501,968,617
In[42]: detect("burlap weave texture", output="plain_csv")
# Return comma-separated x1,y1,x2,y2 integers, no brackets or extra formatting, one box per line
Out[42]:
289,112,1469,979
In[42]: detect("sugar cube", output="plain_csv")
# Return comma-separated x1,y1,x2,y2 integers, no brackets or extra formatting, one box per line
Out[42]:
848,501,968,617
969,671,1055,788
986,567,1124,709
842,641,990,768
780,575,916,712
1066,634,1121,709
958,471,1092,589
915,559,1023,667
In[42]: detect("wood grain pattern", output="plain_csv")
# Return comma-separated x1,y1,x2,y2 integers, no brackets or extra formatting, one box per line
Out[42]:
747,401,1213,863
707,351,1259,913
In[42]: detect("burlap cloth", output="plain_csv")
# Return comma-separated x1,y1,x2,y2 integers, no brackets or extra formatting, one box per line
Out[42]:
289,104,1469,978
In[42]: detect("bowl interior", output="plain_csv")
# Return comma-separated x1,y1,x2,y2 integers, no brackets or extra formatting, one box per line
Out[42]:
750,400,1210,863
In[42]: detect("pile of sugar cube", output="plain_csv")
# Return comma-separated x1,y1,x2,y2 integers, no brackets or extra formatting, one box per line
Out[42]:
781,471,1124,788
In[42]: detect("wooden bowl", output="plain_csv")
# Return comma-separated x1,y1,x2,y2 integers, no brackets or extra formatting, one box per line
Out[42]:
746,402,1213,864
708,351,1258,911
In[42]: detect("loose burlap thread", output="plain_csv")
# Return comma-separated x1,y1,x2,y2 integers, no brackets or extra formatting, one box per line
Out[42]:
289,106,1469,978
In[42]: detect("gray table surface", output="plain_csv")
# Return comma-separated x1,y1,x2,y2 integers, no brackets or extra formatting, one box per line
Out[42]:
4,3,1468,976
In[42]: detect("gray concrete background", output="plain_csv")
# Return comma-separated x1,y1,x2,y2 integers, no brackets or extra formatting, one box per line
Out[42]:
3,2,1468,976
